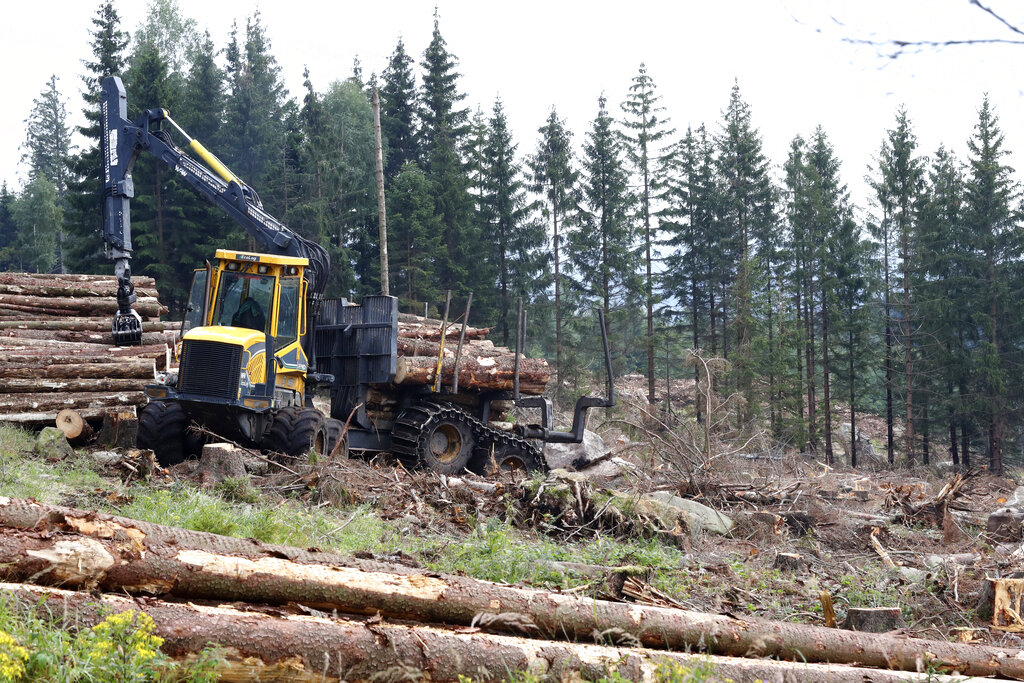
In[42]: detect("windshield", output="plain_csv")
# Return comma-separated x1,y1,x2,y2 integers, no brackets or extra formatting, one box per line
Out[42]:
212,271,274,334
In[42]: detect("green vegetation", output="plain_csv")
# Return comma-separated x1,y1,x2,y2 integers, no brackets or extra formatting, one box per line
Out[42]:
0,595,220,682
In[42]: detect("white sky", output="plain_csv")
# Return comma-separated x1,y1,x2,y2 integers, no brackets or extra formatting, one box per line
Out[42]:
1,0,1021,215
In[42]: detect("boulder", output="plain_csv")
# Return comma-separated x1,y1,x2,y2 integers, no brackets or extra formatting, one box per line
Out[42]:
34,427,74,460
637,491,734,536
543,429,609,470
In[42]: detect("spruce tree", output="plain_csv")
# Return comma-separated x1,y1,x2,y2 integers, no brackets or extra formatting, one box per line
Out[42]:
571,94,637,318
528,108,577,392
418,11,479,301
621,64,675,404
481,98,544,346
0,183,18,269
963,96,1021,475
715,81,776,426
13,177,61,274
388,162,442,309
64,0,129,275
872,108,925,465
379,38,418,185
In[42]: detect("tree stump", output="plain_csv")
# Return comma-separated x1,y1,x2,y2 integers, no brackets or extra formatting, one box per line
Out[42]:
842,607,905,633
97,409,138,448
197,443,247,486
773,552,810,573
55,409,94,445
986,509,1024,543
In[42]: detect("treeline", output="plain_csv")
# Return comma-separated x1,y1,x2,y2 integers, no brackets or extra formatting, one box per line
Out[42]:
2,1,1022,472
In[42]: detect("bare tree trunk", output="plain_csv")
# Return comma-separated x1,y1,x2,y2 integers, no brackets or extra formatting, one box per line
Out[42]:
372,88,390,297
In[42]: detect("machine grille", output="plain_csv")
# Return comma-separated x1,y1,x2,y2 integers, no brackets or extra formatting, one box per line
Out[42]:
179,340,242,400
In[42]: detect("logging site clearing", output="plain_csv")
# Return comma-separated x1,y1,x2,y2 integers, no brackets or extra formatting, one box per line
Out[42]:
1,360,1024,681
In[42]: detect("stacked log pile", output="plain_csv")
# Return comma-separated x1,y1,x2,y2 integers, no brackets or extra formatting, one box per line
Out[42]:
393,312,549,393
0,273,178,424
0,497,1019,681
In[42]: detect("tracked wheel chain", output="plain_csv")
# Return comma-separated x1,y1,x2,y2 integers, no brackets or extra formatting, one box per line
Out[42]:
470,420,546,474
390,402,476,469
390,400,545,473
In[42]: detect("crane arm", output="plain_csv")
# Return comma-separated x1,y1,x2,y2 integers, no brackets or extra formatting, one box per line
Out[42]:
100,75,330,344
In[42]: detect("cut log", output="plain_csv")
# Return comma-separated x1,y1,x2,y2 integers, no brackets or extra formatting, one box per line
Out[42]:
988,577,1024,630
397,336,504,359
0,282,160,298
0,498,1022,679
0,293,166,317
0,378,150,394
0,318,174,332
395,355,549,394
2,584,972,683
0,272,157,287
55,409,94,444
842,607,906,633
97,410,140,449
0,392,146,413
397,323,491,341
0,327,178,346
0,360,154,379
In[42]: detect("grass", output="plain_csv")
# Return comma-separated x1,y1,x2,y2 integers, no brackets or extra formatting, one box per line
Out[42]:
0,425,105,503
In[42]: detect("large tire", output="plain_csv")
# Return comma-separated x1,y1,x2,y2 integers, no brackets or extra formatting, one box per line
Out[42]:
137,401,189,467
325,418,349,461
263,407,299,456
290,409,328,458
471,437,546,475
391,403,476,474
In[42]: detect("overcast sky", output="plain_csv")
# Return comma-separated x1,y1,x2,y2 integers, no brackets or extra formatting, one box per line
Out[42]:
1,0,1022,215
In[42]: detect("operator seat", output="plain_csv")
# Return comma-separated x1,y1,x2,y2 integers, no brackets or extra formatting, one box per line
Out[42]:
232,298,266,332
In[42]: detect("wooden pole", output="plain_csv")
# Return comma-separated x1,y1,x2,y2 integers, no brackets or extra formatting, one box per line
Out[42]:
372,87,389,297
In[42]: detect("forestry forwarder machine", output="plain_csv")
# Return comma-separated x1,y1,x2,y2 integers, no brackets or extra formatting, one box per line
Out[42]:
100,75,615,474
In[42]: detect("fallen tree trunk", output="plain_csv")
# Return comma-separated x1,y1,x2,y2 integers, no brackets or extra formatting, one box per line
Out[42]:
398,324,492,341
395,355,549,393
0,339,168,356
0,498,1020,679
0,282,160,299
1,584,980,683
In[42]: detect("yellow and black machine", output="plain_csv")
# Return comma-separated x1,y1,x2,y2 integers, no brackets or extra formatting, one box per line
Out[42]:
100,75,613,472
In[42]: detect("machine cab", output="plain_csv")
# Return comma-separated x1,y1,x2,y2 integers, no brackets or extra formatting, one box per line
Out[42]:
174,249,310,407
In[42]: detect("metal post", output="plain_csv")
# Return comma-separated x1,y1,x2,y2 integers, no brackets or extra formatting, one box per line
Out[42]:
452,293,472,394
513,298,523,400
433,290,451,393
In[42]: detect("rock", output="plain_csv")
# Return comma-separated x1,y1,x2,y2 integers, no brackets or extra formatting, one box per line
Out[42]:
637,491,734,536
196,442,247,486
1008,486,1024,509
987,508,1024,543
89,450,123,466
34,427,74,459
543,429,609,470
899,567,930,584
842,607,906,633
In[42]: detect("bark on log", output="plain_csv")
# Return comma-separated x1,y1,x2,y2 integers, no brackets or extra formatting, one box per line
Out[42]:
1,584,975,683
396,355,549,394
0,498,1021,679
0,339,168,357
97,410,140,448
398,324,491,341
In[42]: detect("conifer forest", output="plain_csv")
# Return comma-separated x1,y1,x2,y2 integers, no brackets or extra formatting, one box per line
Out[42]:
5,0,1024,475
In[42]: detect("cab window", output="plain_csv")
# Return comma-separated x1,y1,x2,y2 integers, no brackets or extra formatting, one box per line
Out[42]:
275,277,300,348
212,271,274,333
182,269,208,335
